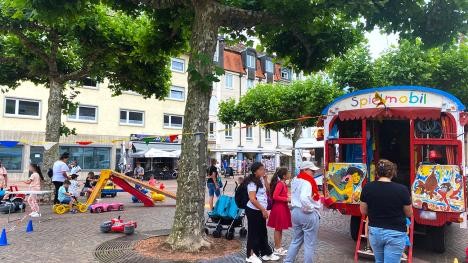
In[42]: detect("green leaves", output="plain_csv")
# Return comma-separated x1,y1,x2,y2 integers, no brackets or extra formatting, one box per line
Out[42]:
218,75,342,133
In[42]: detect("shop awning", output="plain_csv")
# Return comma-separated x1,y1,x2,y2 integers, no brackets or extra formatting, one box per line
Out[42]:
295,138,324,149
338,107,441,121
144,148,180,158
130,142,181,158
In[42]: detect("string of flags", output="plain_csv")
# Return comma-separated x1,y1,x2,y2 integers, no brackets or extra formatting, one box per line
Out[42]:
0,114,325,147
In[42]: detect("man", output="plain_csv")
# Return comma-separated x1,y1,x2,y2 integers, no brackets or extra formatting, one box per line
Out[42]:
134,162,144,180
70,160,82,175
206,159,220,210
52,152,70,204
284,161,321,263
0,160,7,189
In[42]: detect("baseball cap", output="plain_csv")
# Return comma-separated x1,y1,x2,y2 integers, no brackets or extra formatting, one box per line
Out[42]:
300,161,320,171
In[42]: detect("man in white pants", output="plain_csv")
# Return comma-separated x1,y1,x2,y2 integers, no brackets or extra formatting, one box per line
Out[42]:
284,161,321,263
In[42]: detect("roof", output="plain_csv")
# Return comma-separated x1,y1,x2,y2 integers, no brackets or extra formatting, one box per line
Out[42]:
223,50,245,74
321,86,466,115
274,64,281,81
256,59,265,79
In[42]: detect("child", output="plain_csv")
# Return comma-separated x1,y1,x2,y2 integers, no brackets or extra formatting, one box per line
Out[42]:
402,217,411,259
148,175,158,187
69,174,81,200
24,164,44,217
58,180,76,213
82,172,94,197
267,167,292,256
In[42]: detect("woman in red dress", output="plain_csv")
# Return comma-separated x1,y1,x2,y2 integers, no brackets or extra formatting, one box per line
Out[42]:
268,167,292,256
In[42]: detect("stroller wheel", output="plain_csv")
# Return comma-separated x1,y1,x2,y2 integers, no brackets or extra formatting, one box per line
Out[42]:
240,228,247,238
212,230,221,238
225,231,234,240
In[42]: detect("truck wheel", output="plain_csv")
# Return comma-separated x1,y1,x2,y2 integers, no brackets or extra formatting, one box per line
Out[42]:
350,216,361,241
124,225,135,235
428,225,446,253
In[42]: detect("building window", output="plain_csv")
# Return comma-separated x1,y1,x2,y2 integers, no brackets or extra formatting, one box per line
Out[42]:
265,129,271,141
120,110,144,126
281,68,290,80
171,58,185,72
0,145,23,171
246,127,253,140
266,60,274,73
247,54,256,68
209,122,216,139
60,146,111,170
164,114,183,128
247,79,255,89
30,146,44,166
115,148,122,171
83,78,98,88
68,105,98,122
225,124,233,139
168,86,185,100
4,98,40,118
225,74,233,89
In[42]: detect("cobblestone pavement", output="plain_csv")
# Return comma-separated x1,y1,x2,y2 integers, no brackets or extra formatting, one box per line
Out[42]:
0,177,466,263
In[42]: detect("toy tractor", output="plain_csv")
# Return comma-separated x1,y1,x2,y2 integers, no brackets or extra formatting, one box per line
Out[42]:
52,201,88,214
100,216,137,235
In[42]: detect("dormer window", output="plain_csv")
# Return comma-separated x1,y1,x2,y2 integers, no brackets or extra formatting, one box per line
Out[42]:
281,68,290,80
247,54,256,68
266,60,274,73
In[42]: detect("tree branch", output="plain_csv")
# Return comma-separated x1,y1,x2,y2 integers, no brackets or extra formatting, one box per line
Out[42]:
60,50,104,82
127,0,186,9
213,2,277,30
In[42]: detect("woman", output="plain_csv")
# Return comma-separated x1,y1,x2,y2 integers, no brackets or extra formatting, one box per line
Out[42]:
267,167,292,256
245,162,279,263
360,159,413,263
206,159,220,210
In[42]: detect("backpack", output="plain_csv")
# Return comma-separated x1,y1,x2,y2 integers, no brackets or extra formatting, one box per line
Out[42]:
234,181,258,209
47,168,53,178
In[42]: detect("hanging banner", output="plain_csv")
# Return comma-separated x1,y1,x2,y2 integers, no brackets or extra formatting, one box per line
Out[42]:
130,134,179,143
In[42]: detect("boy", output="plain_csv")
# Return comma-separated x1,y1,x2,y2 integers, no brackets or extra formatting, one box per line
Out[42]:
58,180,76,213
69,174,81,200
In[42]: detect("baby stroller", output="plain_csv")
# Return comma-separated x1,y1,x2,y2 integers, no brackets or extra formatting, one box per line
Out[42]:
0,186,26,214
204,182,247,240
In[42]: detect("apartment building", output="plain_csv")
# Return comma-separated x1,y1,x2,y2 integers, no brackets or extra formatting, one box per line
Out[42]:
0,55,189,181
208,40,302,172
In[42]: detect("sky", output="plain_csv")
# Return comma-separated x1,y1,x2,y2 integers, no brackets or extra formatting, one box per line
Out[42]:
365,28,399,59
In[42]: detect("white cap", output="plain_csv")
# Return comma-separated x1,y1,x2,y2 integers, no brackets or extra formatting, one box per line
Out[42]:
300,161,320,171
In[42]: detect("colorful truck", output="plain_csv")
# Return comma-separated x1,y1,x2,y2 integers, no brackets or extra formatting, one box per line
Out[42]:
321,86,467,253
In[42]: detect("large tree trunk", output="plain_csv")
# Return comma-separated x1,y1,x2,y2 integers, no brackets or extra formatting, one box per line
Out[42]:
291,123,303,176
41,78,63,203
166,1,218,252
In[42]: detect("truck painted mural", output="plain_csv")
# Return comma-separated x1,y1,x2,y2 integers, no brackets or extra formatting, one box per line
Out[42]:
326,163,367,204
412,165,465,212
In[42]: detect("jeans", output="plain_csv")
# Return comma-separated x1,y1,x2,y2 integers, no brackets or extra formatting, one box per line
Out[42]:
284,208,320,263
245,207,273,257
60,197,72,204
207,182,220,197
53,181,63,204
368,226,406,263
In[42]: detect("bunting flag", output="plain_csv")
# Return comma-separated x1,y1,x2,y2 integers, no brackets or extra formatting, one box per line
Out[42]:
0,141,19,148
76,141,93,146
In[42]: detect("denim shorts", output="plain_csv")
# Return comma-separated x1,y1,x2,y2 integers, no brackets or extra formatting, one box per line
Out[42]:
60,197,72,204
207,183,220,197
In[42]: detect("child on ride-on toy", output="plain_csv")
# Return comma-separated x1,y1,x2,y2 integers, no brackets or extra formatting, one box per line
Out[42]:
58,180,77,213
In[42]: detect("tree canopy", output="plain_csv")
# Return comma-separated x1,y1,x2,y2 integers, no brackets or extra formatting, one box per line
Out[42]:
328,39,468,106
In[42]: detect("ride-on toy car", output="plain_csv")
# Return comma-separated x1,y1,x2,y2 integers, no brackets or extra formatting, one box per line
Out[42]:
89,202,124,213
53,201,88,214
100,216,137,235
101,181,118,198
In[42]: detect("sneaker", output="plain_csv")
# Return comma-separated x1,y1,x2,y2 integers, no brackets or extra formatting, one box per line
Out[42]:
262,254,280,261
274,247,288,256
28,212,35,216
30,212,41,218
246,254,262,263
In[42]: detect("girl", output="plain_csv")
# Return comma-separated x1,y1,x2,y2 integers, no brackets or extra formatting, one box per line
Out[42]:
148,175,158,187
82,172,94,197
267,167,292,256
245,162,279,263
24,164,44,217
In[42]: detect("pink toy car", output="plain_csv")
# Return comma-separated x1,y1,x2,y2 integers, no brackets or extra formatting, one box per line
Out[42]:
90,202,124,213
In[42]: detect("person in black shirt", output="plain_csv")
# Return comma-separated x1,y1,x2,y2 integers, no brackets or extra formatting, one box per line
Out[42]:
207,159,220,210
360,159,413,263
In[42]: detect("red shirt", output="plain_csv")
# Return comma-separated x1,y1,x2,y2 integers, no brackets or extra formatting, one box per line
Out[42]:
297,171,320,201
